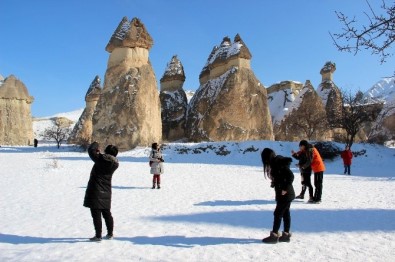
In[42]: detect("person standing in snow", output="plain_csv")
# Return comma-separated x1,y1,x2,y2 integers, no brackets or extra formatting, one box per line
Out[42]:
83,142,119,241
298,140,325,203
261,148,295,244
341,145,353,175
291,147,314,203
150,143,164,189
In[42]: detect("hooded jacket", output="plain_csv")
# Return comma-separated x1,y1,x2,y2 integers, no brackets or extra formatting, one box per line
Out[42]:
83,142,119,209
270,155,295,202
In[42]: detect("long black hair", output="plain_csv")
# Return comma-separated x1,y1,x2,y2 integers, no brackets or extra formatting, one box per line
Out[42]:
261,148,276,179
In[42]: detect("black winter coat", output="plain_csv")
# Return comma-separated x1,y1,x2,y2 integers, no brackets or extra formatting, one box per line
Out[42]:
292,151,312,175
270,155,295,202
83,142,119,209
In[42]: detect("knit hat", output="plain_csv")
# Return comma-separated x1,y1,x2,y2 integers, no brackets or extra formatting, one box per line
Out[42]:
299,140,309,147
105,144,118,157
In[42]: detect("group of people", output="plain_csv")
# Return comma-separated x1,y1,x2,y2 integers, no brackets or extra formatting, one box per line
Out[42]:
82,139,352,243
82,142,164,241
260,139,325,244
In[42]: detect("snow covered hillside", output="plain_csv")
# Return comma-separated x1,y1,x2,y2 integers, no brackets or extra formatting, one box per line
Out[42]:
363,77,395,104
32,108,83,140
1,140,394,261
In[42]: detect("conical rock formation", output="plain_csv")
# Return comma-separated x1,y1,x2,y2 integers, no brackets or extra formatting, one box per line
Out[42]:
68,76,102,144
186,35,273,142
92,17,161,151
0,75,34,145
160,55,187,141
317,61,342,126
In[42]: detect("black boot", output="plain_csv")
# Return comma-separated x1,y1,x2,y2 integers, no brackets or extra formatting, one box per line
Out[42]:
262,231,280,244
152,183,156,189
157,183,160,189
278,231,291,242
296,185,306,199
295,194,304,199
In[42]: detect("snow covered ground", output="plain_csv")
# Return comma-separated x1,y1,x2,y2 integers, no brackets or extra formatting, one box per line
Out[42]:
1,141,394,261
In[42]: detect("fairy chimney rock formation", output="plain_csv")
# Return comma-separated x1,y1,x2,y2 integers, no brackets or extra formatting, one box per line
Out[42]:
92,17,161,151
160,55,188,141
186,34,273,142
317,61,342,126
199,34,252,85
0,75,34,145
68,76,102,144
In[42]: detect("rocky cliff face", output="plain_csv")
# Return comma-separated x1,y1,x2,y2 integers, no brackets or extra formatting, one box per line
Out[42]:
186,35,273,142
317,61,343,127
92,17,161,151
160,55,187,141
276,80,328,141
267,80,303,128
0,75,34,145
68,76,102,144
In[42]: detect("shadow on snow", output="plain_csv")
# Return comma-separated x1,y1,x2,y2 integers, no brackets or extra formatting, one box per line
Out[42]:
148,209,395,233
116,235,258,247
0,234,90,244
195,200,276,206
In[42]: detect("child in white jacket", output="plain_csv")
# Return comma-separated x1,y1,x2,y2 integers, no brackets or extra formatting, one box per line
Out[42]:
149,143,164,189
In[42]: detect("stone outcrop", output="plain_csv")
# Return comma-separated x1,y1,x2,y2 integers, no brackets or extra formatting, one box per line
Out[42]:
267,81,303,128
92,17,161,151
0,75,34,145
68,76,102,144
317,61,343,127
186,35,273,142
160,55,187,141
276,80,328,141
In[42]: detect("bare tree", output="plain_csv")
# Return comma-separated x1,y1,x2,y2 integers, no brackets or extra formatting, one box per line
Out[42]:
336,89,382,148
331,0,395,64
287,103,328,140
43,119,72,149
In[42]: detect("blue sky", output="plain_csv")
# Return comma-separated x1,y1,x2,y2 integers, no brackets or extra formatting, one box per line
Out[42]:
1,0,394,117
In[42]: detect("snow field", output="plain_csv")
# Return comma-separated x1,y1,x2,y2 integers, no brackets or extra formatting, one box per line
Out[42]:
1,142,394,261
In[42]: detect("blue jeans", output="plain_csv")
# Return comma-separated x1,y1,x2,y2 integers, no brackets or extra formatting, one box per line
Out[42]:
344,165,351,175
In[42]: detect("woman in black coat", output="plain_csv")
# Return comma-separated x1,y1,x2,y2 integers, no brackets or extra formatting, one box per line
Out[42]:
83,142,119,241
261,148,295,243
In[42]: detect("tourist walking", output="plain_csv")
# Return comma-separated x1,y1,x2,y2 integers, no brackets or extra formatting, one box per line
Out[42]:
341,145,353,175
150,143,164,189
83,142,119,241
261,148,295,244
298,140,325,203
291,148,314,203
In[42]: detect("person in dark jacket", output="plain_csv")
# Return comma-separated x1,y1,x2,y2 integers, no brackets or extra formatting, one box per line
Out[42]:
261,148,295,244
83,142,119,241
291,147,314,202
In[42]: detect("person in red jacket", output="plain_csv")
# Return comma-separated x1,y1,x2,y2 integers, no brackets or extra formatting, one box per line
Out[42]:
341,145,353,175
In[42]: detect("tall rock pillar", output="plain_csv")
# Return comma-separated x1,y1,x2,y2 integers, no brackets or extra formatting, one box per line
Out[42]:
92,17,162,151
0,75,34,145
160,55,188,141
317,61,343,127
68,75,102,144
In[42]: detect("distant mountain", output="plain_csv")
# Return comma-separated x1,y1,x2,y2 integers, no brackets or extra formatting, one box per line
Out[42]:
363,77,395,104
